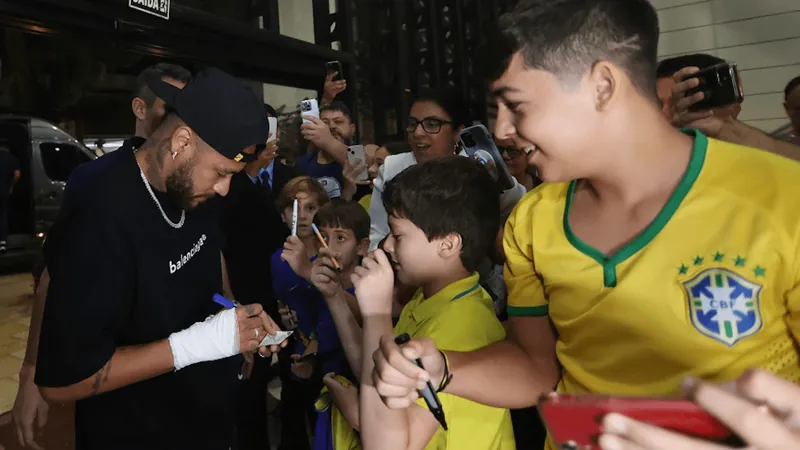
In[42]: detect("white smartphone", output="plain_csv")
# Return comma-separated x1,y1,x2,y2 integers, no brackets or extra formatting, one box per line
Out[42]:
347,145,369,182
259,330,294,347
267,117,278,143
300,99,319,124
291,199,298,236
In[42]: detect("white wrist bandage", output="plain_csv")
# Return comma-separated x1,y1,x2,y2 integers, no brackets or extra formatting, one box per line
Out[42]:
168,308,239,371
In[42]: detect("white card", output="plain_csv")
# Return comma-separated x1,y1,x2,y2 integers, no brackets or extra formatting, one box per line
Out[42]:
259,330,293,347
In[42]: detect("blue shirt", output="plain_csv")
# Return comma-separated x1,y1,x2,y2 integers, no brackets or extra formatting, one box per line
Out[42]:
296,152,343,199
315,287,353,376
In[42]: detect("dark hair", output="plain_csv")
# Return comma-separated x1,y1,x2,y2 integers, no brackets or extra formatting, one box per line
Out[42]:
313,199,371,241
134,63,192,106
264,103,278,118
786,76,800,101
656,54,726,79
276,176,329,212
382,141,411,155
413,87,469,128
320,101,353,122
382,156,500,272
486,0,660,99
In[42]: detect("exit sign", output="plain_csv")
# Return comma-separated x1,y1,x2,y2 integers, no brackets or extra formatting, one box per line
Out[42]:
129,0,170,20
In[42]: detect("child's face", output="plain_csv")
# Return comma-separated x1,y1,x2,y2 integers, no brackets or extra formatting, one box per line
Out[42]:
318,225,368,271
489,52,607,183
383,214,441,287
281,192,322,238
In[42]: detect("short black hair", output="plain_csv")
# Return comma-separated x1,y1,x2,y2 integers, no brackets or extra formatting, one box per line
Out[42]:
313,199,370,241
320,101,353,122
786,76,800,101
656,54,726,79
382,156,500,272
413,87,469,129
134,63,192,106
382,141,411,155
264,103,278,118
486,0,660,99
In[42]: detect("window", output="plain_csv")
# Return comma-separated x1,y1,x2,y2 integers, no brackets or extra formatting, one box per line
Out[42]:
39,142,91,182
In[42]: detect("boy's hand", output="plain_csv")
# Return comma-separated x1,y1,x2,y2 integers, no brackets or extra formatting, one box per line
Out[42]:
311,248,344,298
291,340,318,379
351,249,395,316
281,236,312,280
278,304,298,330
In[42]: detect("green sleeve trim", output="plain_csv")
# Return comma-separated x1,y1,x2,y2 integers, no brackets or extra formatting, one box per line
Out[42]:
507,305,549,317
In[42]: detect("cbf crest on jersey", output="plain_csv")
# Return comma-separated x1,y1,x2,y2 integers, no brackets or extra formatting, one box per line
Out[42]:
683,268,762,346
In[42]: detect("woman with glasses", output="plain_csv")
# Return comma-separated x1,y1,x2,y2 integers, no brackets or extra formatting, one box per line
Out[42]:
498,137,540,192
367,88,526,251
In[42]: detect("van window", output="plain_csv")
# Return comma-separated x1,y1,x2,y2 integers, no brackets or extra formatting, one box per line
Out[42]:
39,142,91,182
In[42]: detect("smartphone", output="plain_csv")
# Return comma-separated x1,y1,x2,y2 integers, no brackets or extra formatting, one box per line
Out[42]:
292,352,318,363
259,330,294,347
267,117,278,143
347,145,369,182
458,124,515,191
326,60,344,81
538,393,746,450
681,63,744,112
300,98,319,124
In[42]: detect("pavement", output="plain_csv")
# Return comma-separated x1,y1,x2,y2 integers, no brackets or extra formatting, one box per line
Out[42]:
0,271,74,450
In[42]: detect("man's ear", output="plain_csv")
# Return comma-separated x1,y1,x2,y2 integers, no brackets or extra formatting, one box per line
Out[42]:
437,233,462,261
588,61,620,112
132,97,147,122
350,123,357,136
171,125,193,157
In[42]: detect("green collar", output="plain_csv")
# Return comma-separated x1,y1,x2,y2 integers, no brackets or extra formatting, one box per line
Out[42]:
409,273,481,323
563,129,708,287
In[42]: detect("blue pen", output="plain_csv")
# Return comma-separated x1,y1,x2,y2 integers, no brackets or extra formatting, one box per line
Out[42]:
213,293,236,309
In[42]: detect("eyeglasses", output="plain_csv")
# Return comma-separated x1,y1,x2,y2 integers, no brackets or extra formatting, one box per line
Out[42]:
406,117,453,134
500,146,525,158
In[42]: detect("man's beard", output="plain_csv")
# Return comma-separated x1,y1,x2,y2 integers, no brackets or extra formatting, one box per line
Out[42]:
165,160,197,210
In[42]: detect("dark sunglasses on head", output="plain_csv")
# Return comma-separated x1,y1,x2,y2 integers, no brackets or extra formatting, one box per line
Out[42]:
406,117,453,134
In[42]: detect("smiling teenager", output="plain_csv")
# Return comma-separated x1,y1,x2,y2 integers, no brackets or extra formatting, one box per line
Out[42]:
367,1,800,450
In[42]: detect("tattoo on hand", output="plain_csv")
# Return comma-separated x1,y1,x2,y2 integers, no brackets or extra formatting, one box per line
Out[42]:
244,305,256,317
91,359,112,396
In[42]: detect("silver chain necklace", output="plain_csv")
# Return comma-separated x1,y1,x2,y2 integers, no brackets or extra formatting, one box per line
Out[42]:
138,167,185,229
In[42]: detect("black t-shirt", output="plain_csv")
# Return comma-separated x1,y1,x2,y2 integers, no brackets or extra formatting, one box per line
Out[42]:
44,136,145,268
36,148,240,450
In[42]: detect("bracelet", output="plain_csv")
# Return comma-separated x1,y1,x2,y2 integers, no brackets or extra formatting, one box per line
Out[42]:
437,350,453,393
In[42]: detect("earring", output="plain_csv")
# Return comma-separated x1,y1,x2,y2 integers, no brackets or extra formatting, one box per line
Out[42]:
171,151,177,160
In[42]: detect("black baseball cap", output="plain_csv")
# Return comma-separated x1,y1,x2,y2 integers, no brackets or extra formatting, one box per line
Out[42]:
147,67,268,163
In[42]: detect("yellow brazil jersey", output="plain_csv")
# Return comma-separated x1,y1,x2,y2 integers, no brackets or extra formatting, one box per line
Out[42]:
359,193,372,212
394,273,516,450
505,130,800,400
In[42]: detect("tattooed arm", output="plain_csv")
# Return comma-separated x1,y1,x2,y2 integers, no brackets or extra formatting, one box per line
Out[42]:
39,340,174,403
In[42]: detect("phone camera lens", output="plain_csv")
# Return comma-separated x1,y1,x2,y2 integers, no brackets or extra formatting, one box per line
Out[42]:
461,134,477,148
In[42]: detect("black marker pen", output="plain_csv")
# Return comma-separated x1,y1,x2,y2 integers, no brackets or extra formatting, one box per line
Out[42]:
394,333,448,430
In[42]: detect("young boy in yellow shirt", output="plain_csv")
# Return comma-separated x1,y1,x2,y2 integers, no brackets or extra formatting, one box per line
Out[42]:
312,156,515,449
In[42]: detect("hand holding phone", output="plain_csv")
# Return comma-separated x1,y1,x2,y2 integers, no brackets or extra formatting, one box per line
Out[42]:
347,145,369,182
538,393,744,450
326,61,344,81
300,99,320,124
680,63,744,112
458,125,516,191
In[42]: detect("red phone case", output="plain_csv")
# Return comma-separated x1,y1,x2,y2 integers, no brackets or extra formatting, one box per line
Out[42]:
538,393,741,450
